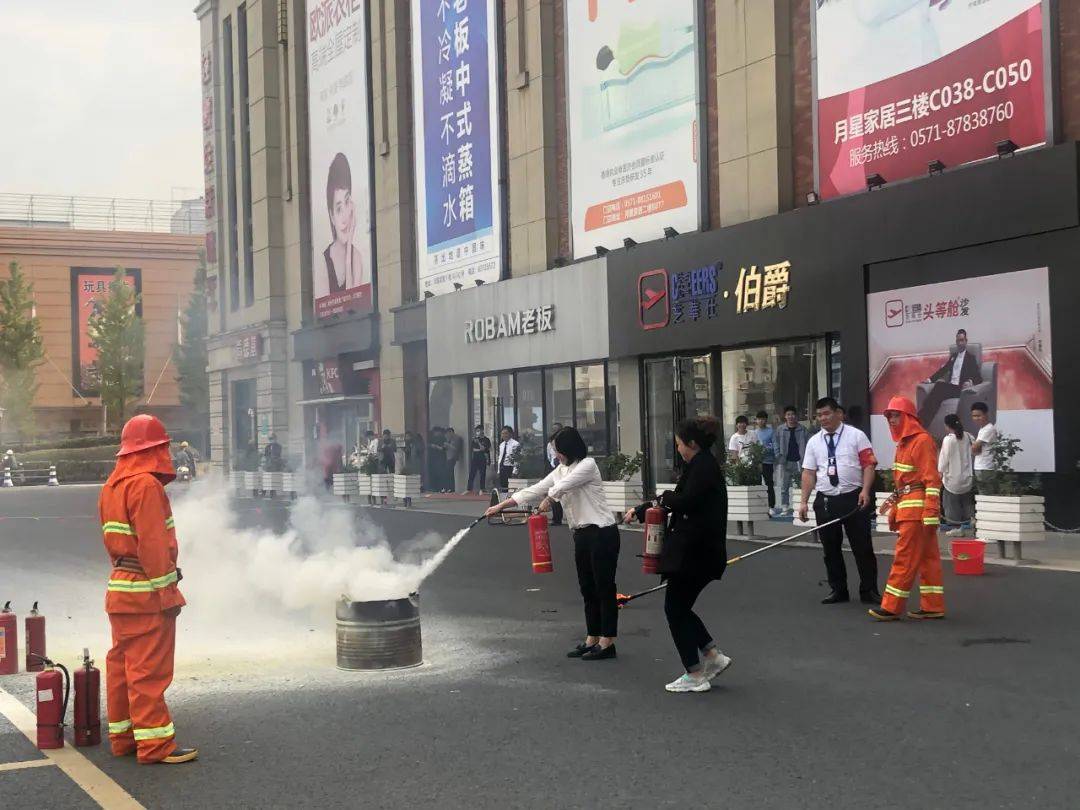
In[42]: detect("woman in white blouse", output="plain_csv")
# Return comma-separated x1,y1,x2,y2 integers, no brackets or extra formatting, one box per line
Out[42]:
938,413,975,536
485,427,620,661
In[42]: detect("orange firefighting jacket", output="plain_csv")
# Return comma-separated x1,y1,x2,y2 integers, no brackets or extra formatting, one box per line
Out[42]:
891,419,942,527
99,443,186,614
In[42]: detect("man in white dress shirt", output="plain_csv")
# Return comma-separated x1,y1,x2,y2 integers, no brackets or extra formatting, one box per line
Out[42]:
800,397,880,605
496,426,520,493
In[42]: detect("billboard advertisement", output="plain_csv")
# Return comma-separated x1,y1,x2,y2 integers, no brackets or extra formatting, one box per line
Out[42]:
867,267,1053,472
306,0,375,319
815,0,1047,199
565,0,701,257
411,0,503,296
70,268,141,397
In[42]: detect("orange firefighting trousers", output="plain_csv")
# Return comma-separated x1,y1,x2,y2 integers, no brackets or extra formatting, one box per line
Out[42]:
106,609,178,762
881,521,945,615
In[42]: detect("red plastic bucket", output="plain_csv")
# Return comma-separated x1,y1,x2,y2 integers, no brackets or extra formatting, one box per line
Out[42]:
951,539,985,575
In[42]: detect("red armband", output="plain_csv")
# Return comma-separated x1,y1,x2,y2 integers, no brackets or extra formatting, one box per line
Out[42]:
857,448,878,469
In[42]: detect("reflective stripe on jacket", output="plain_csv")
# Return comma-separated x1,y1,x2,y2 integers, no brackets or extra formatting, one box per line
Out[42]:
893,432,943,527
99,444,186,614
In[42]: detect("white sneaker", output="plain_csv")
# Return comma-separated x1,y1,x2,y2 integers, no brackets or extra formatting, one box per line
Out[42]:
665,673,711,693
702,652,733,681
945,527,965,537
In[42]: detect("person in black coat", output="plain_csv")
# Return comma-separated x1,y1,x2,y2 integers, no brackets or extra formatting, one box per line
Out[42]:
626,415,733,693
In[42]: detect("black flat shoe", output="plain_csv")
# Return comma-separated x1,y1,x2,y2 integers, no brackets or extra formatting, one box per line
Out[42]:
581,644,616,661
821,591,850,604
567,643,597,658
860,590,883,605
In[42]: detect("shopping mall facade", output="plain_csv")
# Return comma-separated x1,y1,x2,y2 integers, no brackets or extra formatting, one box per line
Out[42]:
197,0,1079,521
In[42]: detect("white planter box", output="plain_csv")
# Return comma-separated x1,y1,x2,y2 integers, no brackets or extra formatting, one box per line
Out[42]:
280,472,297,495
231,470,245,491
727,485,770,522
602,479,644,516
264,472,283,493
975,495,1045,544
357,474,372,497
244,471,262,493
874,491,897,534
790,487,818,527
332,472,359,499
507,478,535,494
369,473,392,500
394,474,422,504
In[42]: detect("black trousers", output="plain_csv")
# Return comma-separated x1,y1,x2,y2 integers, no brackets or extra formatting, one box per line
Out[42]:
446,460,457,491
918,382,962,425
813,489,878,595
762,463,775,509
467,456,487,491
664,574,714,671
574,525,620,638
498,467,512,492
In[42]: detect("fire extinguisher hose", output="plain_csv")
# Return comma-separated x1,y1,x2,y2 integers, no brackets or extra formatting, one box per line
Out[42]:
616,507,862,606
31,654,71,735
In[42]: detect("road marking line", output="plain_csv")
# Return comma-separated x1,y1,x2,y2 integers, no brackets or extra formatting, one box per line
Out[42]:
0,758,56,772
0,685,144,809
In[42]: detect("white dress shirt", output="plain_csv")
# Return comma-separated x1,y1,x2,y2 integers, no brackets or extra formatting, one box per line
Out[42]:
801,424,875,496
949,349,967,386
512,457,615,529
546,440,558,468
497,438,520,471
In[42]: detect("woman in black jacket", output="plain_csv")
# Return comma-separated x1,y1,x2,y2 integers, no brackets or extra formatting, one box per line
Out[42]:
626,416,732,693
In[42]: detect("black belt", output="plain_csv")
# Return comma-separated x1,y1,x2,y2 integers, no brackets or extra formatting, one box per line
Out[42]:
821,490,860,503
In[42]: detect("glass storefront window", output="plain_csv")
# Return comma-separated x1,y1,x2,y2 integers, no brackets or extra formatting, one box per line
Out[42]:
544,367,573,435
643,355,713,487
574,363,608,456
720,338,828,432
515,370,544,444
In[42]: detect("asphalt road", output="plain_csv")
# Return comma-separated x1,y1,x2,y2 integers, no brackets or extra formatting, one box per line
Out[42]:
2,483,1079,809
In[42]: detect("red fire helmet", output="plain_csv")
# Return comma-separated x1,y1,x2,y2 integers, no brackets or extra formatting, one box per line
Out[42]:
884,396,918,419
116,414,171,457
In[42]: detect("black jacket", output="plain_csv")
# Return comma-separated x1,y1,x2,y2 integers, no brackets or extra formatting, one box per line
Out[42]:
930,350,982,387
636,450,727,579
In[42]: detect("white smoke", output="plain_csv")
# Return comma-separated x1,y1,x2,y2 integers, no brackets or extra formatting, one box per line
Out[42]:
171,477,467,615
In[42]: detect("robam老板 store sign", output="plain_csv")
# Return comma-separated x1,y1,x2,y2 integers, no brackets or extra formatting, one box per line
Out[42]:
565,0,701,257
637,262,792,331
815,0,1047,199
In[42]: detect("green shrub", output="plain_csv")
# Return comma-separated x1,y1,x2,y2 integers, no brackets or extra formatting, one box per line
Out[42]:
598,451,644,482
724,443,764,486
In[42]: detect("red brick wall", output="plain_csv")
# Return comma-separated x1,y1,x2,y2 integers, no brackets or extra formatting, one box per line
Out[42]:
791,0,814,207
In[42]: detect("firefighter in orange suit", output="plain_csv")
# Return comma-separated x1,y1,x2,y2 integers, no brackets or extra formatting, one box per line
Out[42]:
100,414,198,764
869,396,946,621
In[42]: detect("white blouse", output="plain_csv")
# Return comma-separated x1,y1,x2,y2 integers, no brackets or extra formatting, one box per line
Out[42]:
511,457,615,529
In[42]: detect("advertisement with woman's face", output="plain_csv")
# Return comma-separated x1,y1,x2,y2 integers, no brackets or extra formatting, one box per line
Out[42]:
306,0,374,319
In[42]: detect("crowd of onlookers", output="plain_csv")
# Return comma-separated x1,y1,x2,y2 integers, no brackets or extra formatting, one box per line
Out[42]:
725,401,998,535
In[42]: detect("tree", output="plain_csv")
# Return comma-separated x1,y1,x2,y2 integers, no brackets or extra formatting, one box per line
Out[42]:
0,261,45,440
173,252,210,427
88,268,144,428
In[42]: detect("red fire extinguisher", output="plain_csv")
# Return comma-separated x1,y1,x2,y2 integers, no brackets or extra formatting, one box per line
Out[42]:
34,655,70,750
74,648,101,747
0,602,16,675
642,506,666,575
26,601,46,672
528,511,553,573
